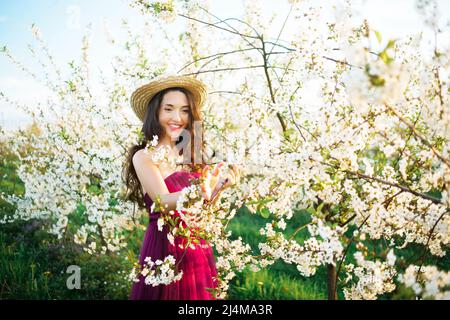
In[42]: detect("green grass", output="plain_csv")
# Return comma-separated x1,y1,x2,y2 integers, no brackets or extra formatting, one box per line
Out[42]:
0,150,135,299
225,206,328,299
0,218,133,299
228,267,326,300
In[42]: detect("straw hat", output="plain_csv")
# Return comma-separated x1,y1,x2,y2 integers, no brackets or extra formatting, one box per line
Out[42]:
130,75,207,122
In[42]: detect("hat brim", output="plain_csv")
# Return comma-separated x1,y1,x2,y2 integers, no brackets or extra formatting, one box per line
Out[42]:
130,75,207,122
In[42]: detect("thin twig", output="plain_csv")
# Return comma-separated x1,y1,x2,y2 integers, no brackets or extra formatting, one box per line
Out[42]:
180,65,264,76
177,47,259,73
178,13,258,39
267,4,293,58
315,157,443,205
385,103,449,168
346,170,442,205
414,208,449,281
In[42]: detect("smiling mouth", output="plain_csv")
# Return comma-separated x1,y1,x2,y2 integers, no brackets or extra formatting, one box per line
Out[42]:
168,124,183,131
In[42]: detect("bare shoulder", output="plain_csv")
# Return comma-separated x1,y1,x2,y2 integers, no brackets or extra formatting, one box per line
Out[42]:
132,149,167,197
133,149,157,168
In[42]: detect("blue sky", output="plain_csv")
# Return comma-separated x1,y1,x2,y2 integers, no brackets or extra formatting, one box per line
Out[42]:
0,0,248,79
0,0,251,129
1,0,148,76
1,0,449,130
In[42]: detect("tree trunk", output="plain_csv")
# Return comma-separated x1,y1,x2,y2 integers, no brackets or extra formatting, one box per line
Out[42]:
327,264,338,300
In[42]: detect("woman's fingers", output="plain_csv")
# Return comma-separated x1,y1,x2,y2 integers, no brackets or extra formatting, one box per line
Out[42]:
231,165,240,182
200,164,223,200
212,162,224,176
226,164,240,186
220,182,229,191
201,164,241,200
202,165,210,177
200,184,210,201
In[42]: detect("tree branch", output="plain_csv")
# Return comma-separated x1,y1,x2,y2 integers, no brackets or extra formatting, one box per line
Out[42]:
180,65,265,76
385,103,449,168
178,13,259,40
178,47,260,73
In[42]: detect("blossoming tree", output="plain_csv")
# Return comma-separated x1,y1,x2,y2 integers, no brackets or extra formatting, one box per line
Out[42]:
1,0,448,299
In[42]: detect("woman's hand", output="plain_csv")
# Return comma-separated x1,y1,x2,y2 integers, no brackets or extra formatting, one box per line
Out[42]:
199,163,225,201
221,164,241,189
209,164,241,203
199,163,241,203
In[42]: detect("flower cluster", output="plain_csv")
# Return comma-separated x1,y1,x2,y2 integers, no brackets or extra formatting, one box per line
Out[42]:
398,265,450,300
213,236,257,299
130,0,178,23
259,218,344,277
128,255,183,286
343,251,397,300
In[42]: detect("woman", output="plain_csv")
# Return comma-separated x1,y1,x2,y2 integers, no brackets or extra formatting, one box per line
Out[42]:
123,75,240,300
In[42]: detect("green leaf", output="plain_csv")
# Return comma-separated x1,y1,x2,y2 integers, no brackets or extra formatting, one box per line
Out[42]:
283,128,295,140
386,39,396,50
379,51,393,65
66,80,76,92
316,202,325,215
305,206,315,215
374,30,382,43
369,74,385,87
260,207,271,219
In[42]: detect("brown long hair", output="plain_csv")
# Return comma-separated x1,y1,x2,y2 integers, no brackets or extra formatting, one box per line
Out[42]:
122,87,210,209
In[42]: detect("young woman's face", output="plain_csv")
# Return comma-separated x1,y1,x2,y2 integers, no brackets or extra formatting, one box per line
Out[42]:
158,90,190,141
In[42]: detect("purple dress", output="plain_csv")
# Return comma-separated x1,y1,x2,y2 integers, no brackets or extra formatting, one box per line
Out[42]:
130,170,219,300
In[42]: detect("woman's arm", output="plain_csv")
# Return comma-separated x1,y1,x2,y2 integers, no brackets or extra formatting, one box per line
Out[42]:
133,149,214,213
133,149,185,213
